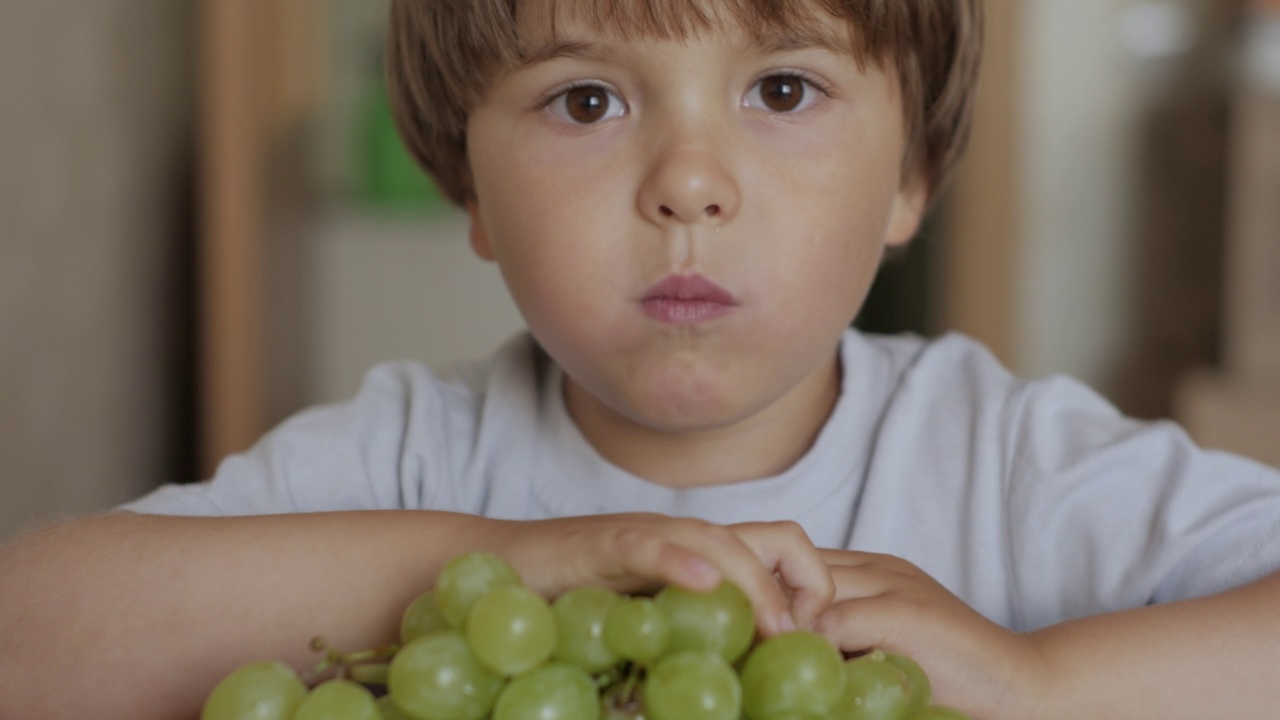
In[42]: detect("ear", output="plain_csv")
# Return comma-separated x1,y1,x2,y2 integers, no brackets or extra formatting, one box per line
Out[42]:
466,200,496,261
885,170,930,248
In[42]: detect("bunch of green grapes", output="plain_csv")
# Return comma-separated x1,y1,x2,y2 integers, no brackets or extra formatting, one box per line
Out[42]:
201,552,972,720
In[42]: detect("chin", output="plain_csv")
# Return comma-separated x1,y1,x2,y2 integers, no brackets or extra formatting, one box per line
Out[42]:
623,371,750,432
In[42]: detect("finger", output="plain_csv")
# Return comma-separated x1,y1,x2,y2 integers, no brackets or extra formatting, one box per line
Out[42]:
812,595,901,655
667,520,798,637
819,547,890,567
827,564,898,603
606,526,723,593
734,521,834,630
604,517,799,636
821,549,928,587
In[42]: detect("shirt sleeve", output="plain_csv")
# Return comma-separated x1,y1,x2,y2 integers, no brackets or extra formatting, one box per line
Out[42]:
1005,375,1280,630
119,362,446,516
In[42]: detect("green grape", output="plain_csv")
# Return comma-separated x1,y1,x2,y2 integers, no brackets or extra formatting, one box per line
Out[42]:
436,552,522,628
491,662,599,720
401,589,450,645
200,660,307,720
293,679,380,720
553,586,623,673
831,651,910,720
644,649,742,720
377,695,417,720
740,631,845,720
883,653,931,715
466,584,557,676
909,706,971,720
603,597,670,664
388,631,504,720
655,582,755,664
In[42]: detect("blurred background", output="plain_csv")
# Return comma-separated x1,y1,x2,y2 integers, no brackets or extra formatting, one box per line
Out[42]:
2,0,1278,541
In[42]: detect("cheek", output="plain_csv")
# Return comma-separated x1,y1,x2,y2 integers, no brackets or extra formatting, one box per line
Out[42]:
742,183,894,348
484,128,628,254
477,154,630,342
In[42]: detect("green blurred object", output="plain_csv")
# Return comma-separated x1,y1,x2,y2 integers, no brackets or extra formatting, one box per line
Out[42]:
359,79,447,213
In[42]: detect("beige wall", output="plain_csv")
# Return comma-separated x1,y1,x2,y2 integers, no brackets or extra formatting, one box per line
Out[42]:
0,0,196,540
1017,0,1193,386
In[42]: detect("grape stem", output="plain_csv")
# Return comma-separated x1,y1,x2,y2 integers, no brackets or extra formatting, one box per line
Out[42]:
347,662,391,686
303,636,400,686
604,678,645,717
621,663,645,705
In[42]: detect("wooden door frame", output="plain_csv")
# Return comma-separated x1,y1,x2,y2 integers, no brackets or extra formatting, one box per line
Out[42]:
199,0,320,475
940,0,1020,367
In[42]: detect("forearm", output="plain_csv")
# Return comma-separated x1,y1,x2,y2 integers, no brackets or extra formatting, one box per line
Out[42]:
0,509,508,720
1024,571,1280,720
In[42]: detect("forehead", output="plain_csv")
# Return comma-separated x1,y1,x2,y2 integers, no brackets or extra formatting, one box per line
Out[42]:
513,0,865,59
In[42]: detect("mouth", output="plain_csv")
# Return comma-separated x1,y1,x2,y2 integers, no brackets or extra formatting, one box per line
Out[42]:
640,274,739,325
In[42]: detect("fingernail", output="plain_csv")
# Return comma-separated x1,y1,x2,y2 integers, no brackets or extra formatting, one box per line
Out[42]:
777,613,797,632
686,557,719,582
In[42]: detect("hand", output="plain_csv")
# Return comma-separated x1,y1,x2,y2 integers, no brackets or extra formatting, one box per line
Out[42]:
812,549,1043,720
490,514,835,636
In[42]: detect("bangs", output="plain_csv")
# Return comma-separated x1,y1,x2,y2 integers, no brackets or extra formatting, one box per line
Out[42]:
514,0,894,68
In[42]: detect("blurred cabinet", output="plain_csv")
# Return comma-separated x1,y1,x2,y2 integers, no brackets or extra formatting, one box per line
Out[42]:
1176,8,1280,466
198,0,522,475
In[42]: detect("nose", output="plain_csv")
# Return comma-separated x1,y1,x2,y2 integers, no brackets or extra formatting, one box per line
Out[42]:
637,143,741,228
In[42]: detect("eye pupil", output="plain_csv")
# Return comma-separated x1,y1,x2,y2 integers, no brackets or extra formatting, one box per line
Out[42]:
762,76,804,112
566,86,610,124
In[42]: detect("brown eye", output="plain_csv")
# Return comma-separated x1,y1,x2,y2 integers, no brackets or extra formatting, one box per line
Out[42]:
758,75,805,112
564,86,613,124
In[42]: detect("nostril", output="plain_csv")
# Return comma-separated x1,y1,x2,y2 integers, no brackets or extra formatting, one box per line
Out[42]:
660,206,675,217
706,204,721,217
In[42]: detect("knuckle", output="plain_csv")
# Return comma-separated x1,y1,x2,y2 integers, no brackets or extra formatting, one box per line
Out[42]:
813,576,838,604
612,527,655,557
676,516,715,534
772,519,809,542
884,588,926,616
690,522,738,552
706,524,739,545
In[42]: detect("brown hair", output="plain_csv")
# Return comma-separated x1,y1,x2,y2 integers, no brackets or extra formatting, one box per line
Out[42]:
387,0,984,206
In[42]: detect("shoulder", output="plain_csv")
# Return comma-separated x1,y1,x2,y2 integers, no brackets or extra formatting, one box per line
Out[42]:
122,333,545,516
352,332,541,422
845,329,1029,408
843,330,1030,468
846,329,1155,483
849,330,1250,479
329,334,544,482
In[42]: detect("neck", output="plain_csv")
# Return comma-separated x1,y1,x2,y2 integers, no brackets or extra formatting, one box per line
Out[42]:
563,356,841,489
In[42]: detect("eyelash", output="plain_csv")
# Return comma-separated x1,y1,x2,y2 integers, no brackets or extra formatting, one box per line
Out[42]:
535,70,836,120
758,70,836,102
535,80,614,112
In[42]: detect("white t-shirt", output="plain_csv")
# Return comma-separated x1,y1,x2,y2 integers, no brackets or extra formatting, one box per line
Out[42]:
122,330,1280,632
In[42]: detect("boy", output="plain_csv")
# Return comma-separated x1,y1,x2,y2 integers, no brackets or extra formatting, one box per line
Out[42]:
4,1,1280,718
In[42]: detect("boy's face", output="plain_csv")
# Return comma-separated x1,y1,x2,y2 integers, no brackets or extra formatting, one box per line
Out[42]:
465,2,926,435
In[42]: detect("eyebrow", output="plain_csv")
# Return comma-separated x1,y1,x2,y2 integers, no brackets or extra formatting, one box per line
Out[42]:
514,26,853,69
517,39,616,67
751,26,853,56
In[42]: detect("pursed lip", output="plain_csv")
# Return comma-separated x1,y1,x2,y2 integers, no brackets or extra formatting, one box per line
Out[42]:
639,273,739,324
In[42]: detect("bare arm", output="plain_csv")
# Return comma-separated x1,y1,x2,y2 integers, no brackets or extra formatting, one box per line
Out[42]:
0,511,830,720
1021,569,1280,720
0,511,504,720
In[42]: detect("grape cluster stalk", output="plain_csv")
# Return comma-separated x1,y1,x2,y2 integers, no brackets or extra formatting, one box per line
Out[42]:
200,552,973,720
